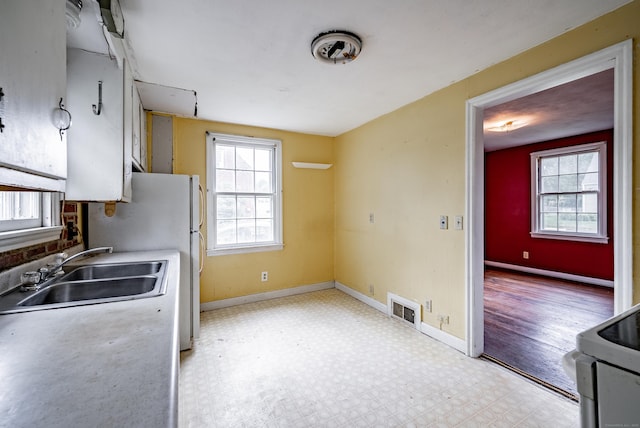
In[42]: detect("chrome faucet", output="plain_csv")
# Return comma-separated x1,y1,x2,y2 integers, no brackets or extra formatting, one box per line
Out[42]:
38,246,113,282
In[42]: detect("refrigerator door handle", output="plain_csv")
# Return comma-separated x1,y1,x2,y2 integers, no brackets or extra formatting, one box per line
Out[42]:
198,184,205,229
198,231,205,274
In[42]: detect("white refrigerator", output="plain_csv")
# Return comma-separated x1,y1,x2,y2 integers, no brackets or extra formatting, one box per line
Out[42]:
88,172,202,350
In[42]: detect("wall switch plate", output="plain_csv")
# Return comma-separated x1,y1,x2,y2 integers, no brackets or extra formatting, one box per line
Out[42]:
261,271,268,281
454,215,463,230
439,215,448,230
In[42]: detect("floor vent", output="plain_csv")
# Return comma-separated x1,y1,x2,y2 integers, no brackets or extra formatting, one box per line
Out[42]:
387,293,421,330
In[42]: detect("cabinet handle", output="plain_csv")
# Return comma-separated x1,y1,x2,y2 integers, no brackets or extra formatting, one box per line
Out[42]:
92,81,103,115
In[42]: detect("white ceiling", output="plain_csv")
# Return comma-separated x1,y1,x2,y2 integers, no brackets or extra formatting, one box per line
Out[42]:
483,69,614,151
69,0,630,137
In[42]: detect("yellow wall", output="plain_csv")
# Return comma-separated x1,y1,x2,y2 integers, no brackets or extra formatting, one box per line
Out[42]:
172,118,335,302
334,0,640,340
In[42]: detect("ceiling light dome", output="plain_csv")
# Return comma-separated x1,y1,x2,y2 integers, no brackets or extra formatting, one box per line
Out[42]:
311,30,362,65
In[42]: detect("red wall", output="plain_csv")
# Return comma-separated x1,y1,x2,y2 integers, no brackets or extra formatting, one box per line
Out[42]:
485,130,614,280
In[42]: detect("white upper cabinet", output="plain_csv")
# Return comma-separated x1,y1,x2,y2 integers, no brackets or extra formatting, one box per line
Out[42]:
0,1,67,191
65,49,132,202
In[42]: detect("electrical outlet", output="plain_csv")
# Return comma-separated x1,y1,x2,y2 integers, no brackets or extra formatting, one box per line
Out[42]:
439,215,448,230
369,284,375,295
369,212,375,224
523,251,529,260
261,271,268,282
425,299,432,313
437,314,449,325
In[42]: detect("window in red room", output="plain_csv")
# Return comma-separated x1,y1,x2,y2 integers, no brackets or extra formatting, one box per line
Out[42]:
530,141,608,243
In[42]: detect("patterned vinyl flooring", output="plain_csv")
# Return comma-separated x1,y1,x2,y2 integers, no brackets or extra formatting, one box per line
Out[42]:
179,288,578,427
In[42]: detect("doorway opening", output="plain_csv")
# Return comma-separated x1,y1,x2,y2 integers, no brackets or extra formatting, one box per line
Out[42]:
464,41,633,387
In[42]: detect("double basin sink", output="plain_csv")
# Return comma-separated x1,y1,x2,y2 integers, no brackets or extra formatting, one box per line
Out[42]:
0,260,168,314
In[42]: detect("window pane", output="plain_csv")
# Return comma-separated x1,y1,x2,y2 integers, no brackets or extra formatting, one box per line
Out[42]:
578,152,598,173
237,219,255,243
237,196,255,219
255,171,272,193
558,213,577,232
541,176,558,193
236,171,254,192
216,145,235,169
577,193,598,213
216,196,236,219
217,220,236,245
256,219,273,242
559,154,577,174
558,174,577,192
541,213,557,230
558,194,576,213
577,213,598,233
236,147,254,170
0,192,40,220
216,170,235,192
540,157,558,176
256,197,272,218
541,195,557,212
578,172,599,191
255,148,272,172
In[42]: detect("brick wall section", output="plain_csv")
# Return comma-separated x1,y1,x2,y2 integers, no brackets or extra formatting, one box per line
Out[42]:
0,202,84,272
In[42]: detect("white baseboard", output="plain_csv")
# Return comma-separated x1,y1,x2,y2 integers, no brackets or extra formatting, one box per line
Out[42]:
420,322,466,354
200,281,335,311
335,281,387,313
484,260,614,288
335,281,466,354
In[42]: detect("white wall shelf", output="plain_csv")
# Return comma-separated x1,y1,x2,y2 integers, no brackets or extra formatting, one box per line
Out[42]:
291,162,333,169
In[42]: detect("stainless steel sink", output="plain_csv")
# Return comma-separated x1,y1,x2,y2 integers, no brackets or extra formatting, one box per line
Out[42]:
56,261,164,282
0,260,168,314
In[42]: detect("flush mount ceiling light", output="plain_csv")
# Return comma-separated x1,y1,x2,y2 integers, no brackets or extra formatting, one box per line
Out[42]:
485,119,528,133
66,0,83,30
311,30,362,65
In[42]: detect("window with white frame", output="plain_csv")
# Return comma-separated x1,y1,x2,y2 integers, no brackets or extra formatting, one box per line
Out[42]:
0,191,62,251
530,141,608,243
206,132,283,255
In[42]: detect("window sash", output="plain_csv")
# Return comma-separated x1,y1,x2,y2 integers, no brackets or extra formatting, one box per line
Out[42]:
530,142,607,243
206,132,283,255
0,192,43,232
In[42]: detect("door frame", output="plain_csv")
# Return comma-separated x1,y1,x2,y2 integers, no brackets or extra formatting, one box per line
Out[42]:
464,40,633,357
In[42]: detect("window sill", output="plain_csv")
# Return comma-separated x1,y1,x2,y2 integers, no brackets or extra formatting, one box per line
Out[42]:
207,243,284,257
530,231,609,244
0,226,64,252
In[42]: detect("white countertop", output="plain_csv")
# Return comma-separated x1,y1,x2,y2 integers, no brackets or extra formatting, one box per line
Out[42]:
0,250,181,428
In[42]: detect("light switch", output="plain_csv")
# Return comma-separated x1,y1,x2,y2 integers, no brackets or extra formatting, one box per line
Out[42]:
454,215,463,230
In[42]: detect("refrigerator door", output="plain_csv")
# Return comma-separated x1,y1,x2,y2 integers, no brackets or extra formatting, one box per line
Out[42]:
89,172,194,350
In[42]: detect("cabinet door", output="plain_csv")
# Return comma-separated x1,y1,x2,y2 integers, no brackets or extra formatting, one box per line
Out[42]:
66,49,128,201
140,104,148,171
132,85,142,167
0,1,66,190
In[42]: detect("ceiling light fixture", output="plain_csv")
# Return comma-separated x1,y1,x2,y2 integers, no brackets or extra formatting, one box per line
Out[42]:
311,30,362,65
485,119,528,132
66,0,83,30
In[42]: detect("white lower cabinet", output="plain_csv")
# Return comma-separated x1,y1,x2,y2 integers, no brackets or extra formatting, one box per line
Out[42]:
65,48,132,201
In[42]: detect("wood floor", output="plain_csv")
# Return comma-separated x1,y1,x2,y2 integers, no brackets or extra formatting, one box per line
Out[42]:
483,268,613,397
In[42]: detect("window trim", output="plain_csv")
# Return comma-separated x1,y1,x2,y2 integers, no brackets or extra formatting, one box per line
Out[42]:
530,141,608,244
205,132,283,256
0,192,63,252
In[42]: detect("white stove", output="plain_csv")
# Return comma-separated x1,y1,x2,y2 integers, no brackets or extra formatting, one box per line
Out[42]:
568,303,640,427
